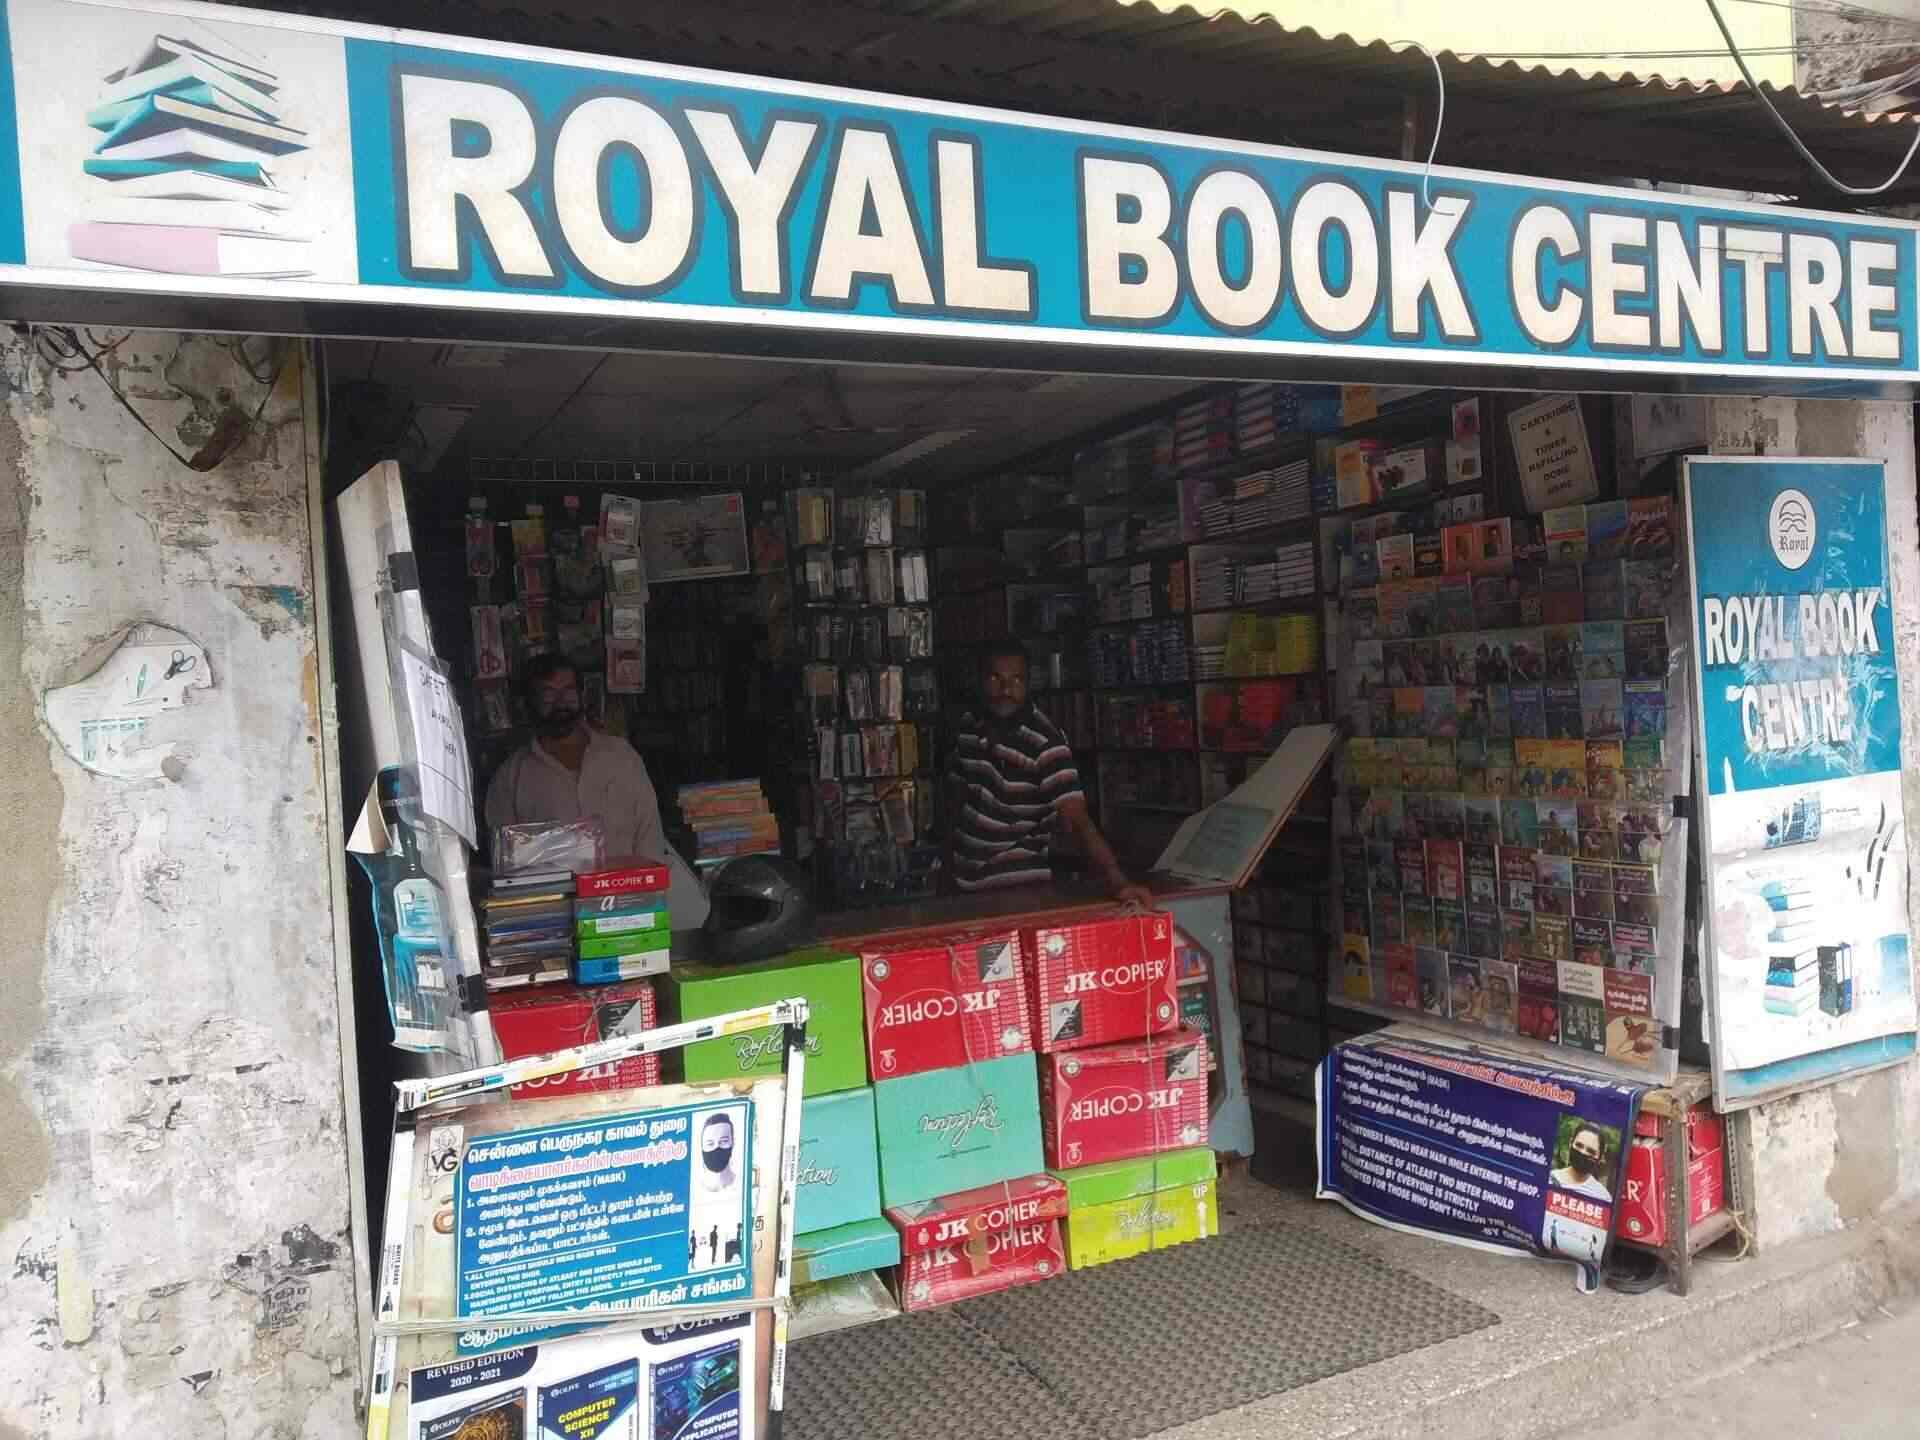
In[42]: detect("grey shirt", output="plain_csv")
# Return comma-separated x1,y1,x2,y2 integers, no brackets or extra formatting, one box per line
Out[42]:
484,730,710,926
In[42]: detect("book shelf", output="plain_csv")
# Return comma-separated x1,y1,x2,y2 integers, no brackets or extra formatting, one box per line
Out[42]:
785,483,941,910
1035,382,1504,1102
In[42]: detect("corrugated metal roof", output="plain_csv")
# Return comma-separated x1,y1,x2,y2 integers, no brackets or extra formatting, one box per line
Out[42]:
231,0,1920,204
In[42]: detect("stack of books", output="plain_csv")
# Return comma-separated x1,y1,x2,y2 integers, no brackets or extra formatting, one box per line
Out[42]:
678,779,781,866
574,858,672,985
1192,459,1313,539
70,33,312,278
479,868,575,992
1762,885,1823,1016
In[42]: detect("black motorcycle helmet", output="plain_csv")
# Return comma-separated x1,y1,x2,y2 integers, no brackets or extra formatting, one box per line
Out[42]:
701,854,817,964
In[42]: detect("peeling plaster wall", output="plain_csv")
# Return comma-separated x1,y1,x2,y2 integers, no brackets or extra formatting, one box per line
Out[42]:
1710,397,1920,1251
0,331,357,1438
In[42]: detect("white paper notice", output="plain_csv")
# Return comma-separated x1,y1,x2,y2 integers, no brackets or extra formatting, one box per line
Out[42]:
400,649,477,847
1508,394,1599,514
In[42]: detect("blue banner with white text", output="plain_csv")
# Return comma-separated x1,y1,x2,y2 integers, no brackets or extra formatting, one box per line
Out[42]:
1317,1035,1643,1288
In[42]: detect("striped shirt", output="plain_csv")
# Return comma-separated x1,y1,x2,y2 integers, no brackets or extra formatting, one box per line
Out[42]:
947,706,1085,892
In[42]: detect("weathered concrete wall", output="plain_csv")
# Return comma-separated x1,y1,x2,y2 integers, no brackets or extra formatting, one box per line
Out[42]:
1710,397,1920,1250
0,331,357,1437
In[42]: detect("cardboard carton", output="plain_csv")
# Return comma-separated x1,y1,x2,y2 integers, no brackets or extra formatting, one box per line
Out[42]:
886,1174,1067,1311
1063,1179,1218,1270
672,946,866,1097
1038,1028,1209,1169
793,1215,900,1287
1024,912,1179,1052
860,928,1034,1081
486,980,659,1100
872,1053,1044,1207
795,1085,881,1234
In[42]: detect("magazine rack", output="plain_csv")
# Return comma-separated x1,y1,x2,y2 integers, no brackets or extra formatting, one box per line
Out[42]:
364,998,811,1440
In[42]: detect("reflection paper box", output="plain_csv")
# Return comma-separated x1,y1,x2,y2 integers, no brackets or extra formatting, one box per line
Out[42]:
860,929,1034,1081
795,1085,881,1233
487,980,659,1101
793,1215,900,1287
1055,1146,1219,1269
672,946,866,1097
1023,912,1179,1052
1038,1028,1210,1169
872,1053,1044,1207
886,1174,1067,1312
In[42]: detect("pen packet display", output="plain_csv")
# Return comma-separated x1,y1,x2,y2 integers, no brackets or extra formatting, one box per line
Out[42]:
1332,494,1691,1076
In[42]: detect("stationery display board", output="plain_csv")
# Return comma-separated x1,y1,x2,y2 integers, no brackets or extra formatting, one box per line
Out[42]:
1683,457,1917,1110
364,1001,810,1440
1327,495,1694,1085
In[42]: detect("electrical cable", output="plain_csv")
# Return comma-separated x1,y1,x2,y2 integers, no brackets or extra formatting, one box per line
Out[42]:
1704,0,1920,195
1387,40,1446,208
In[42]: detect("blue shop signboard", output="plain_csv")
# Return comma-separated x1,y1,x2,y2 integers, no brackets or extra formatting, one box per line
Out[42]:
1684,457,1917,1107
0,0,1916,384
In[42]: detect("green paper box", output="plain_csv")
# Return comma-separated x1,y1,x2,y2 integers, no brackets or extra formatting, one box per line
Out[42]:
1054,1146,1219,1270
671,945,866,1096
1050,1146,1217,1209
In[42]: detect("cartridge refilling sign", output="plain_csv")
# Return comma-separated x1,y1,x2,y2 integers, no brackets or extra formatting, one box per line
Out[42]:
1683,457,1916,1108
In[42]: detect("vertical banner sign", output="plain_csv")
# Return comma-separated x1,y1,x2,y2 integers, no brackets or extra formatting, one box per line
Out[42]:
1684,458,1916,1108
1316,1036,1644,1291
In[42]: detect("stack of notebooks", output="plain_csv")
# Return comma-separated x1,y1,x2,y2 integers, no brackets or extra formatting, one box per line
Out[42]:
574,858,672,984
479,868,575,992
679,779,781,867
71,33,313,278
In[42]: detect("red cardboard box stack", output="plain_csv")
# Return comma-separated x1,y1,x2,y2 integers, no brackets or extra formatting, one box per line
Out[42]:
885,1175,1068,1312
860,928,1034,1079
859,929,1062,1310
1026,912,1211,1170
488,979,660,1100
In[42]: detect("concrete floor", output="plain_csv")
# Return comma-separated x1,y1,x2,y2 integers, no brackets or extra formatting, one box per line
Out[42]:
1571,1299,1920,1439
1147,1155,1920,1440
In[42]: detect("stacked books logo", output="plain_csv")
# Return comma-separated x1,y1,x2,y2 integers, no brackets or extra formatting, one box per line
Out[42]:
68,32,312,277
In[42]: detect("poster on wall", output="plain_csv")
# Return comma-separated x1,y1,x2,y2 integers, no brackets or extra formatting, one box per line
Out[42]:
1683,457,1917,1110
1316,1033,1645,1291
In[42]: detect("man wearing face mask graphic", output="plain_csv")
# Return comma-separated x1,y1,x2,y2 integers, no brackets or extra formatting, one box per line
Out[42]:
484,654,709,922
698,1112,740,1196
1548,1123,1614,1201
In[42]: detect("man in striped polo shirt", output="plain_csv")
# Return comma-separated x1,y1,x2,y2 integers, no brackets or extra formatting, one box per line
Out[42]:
945,640,1152,903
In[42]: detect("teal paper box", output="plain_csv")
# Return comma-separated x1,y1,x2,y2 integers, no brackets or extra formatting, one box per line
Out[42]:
873,1053,1044,1208
796,1085,882,1233
793,1216,901,1286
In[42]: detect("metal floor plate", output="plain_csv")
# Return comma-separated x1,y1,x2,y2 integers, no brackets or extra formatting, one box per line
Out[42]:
786,1221,1500,1440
